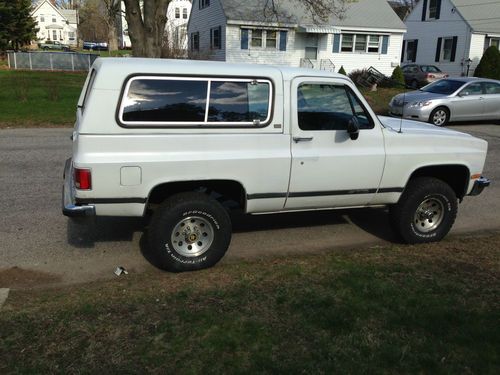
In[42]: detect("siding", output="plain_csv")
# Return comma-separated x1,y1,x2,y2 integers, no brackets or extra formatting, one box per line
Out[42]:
404,0,474,76
468,33,486,75
187,0,227,61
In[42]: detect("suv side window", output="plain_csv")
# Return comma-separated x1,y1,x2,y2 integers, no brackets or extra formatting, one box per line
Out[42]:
297,83,373,131
120,76,272,126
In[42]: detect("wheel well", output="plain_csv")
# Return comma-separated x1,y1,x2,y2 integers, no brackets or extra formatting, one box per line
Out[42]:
147,180,246,210
407,165,470,199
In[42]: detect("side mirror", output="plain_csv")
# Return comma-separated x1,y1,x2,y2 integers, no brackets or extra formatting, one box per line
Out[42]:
347,116,360,140
459,91,469,97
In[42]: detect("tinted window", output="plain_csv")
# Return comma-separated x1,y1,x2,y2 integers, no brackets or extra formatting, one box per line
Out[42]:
484,82,500,94
81,69,97,112
123,79,207,122
461,83,483,96
422,79,464,95
208,81,269,122
297,84,372,131
421,65,441,73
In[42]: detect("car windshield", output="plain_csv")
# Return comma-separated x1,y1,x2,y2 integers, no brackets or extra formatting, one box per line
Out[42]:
421,65,441,73
422,79,463,95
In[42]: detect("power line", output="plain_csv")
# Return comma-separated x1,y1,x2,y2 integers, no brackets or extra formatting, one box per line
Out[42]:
454,1,500,7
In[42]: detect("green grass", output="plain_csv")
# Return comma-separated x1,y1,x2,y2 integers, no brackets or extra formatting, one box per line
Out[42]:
0,70,86,127
1,232,498,373
361,87,405,116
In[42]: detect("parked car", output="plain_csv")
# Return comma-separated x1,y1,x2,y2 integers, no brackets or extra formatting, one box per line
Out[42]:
402,64,449,89
38,40,71,51
389,77,500,126
62,58,489,272
83,41,109,51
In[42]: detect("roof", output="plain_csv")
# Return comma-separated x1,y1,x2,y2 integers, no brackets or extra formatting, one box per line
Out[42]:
60,9,77,24
451,0,500,35
220,0,406,31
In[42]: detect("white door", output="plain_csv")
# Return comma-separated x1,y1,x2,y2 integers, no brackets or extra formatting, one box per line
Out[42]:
285,78,386,210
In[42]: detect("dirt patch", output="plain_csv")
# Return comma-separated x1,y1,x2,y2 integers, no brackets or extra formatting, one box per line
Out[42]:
0,267,62,289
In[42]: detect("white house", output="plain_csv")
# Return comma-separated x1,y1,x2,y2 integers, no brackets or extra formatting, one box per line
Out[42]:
403,0,500,76
31,0,78,46
187,0,406,75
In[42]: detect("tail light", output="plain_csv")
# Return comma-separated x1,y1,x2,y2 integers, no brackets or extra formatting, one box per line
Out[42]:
426,74,435,79
74,168,92,190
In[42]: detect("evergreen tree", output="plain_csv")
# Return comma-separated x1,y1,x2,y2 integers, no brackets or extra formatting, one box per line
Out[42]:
391,66,405,87
0,0,38,51
338,65,347,75
474,46,500,80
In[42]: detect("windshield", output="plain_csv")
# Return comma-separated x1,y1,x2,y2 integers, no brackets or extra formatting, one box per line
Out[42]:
421,65,441,73
422,79,463,95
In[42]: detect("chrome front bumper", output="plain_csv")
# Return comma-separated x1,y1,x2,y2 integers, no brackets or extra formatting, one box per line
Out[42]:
62,158,95,217
468,177,490,196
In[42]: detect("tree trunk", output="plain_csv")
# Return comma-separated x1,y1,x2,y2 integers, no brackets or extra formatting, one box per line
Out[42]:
123,0,170,57
107,22,119,51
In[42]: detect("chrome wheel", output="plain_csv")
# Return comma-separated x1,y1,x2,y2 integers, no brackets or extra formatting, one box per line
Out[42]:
170,216,214,257
413,197,445,233
432,109,448,126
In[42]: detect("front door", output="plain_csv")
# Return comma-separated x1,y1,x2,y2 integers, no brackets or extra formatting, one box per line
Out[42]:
285,78,386,210
305,34,318,60
450,82,485,121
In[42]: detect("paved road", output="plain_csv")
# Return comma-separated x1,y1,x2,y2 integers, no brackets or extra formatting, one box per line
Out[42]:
1,124,499,285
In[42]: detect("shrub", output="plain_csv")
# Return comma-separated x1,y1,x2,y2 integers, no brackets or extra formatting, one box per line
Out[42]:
338,65,347,75
348,68,370,85
474,46,500,80
390,66,405,87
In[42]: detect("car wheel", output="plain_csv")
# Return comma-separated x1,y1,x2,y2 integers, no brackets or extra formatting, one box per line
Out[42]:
390,177,457,244
411,79,418,89
148,192,232,272
429,107,449,126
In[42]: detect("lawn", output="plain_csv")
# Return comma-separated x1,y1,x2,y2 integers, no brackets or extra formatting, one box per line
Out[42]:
361,87,403,116
1,232,498,373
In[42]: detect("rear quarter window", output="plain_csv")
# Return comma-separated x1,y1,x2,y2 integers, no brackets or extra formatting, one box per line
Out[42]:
118,76,273,127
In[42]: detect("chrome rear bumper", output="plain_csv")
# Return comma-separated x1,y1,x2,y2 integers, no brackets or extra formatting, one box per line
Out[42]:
468,177,490,196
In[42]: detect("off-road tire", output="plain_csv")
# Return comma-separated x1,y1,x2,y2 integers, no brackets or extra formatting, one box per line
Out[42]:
148,192,232,272
429,106,450,127
390,177,457,244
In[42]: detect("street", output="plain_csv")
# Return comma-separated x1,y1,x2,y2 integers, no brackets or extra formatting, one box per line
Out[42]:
1,124,499,285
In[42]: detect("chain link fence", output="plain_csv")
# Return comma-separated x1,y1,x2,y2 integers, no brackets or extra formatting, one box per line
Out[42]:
6,51,99,71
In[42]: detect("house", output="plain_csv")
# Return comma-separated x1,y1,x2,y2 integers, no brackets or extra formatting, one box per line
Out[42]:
402,0,500,76
187,0,406,75
31,0,78,47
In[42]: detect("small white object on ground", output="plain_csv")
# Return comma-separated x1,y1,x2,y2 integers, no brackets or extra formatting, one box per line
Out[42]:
0,288,10,310
114,267,129,276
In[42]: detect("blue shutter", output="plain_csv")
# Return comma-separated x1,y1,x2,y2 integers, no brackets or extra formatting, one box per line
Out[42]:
279,31,287,51
241,29,249,50
381,35,389,54
333,33,341,53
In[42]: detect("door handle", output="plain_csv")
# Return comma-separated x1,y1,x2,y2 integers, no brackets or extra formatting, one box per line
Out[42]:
293,137,313,143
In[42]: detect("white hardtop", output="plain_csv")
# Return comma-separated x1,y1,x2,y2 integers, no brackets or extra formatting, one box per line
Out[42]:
90,57,349,89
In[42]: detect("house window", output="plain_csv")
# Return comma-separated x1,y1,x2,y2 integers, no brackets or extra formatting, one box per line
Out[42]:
428,0,438,19
40,15,45,22
251,30,263,47
175,8,180,18
183,8,188,19
442,37,454,61
211,26,221,49
406,40,418,62
266,31,277,49
52,15,56,23
341,34,354,52
52,30,57,40
490,38,500,50
341,33,381,53
190,32,199,51
199,0,210,9
69,32,75,41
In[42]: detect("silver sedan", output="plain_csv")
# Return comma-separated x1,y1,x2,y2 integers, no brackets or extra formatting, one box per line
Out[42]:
388,77,500,126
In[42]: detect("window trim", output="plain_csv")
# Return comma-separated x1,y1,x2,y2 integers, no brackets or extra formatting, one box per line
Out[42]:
243,28,283,50
116,74,275,128
340,33,382,54
441,36,454,61
199,0,210,9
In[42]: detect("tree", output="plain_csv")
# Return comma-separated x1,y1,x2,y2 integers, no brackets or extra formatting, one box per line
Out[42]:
474,46,500,80
338,65,346,75
0,0,38,51
391,66,405,87
79,0,120,51
122,0,352,58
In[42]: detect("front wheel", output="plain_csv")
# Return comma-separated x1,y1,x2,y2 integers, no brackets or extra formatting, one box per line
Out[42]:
429,107,449,126
148,192,232,272
390,177,457,244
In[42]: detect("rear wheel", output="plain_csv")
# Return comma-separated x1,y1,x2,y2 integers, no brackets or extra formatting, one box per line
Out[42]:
429,107,449,126
148,192,232,272
390,177,457,244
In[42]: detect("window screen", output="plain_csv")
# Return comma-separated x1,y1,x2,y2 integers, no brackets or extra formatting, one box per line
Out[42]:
297,84,372,131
